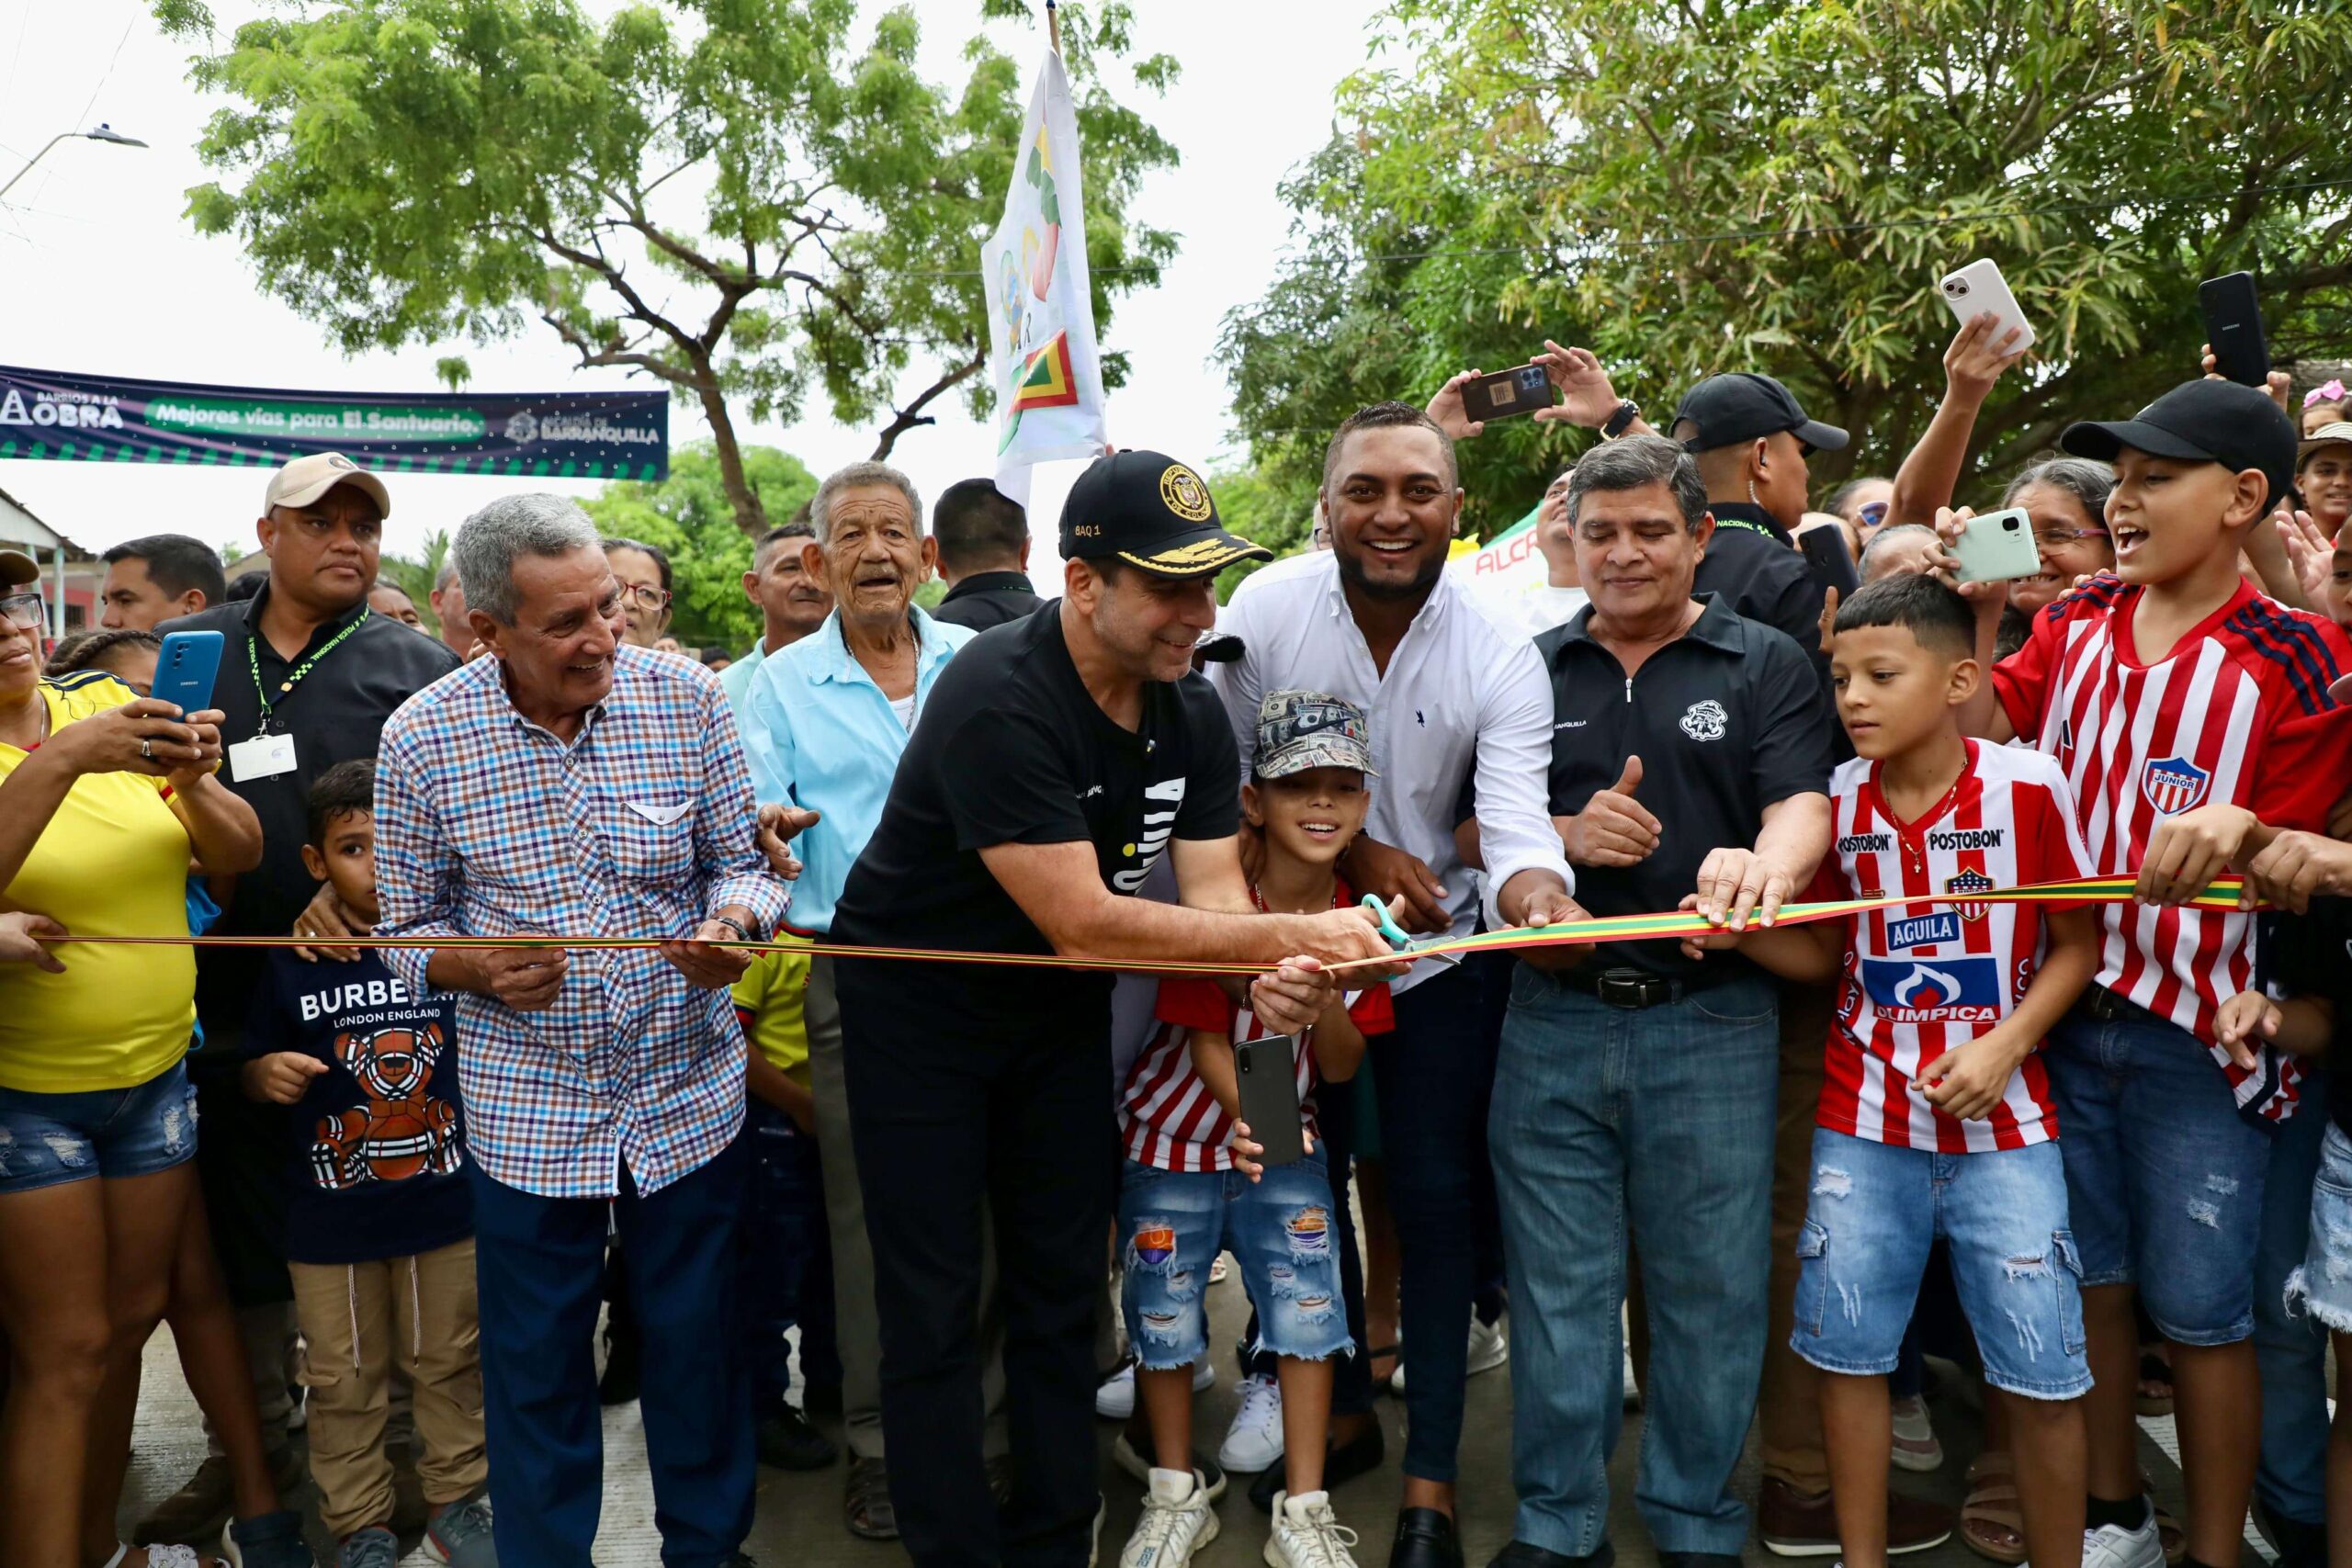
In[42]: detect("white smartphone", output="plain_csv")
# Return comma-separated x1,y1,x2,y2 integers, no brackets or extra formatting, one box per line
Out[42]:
1951,507,2043,583
1938,259,2036,355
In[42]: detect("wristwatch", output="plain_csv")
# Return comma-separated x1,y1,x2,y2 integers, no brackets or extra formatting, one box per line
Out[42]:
707,913,760,942
1600,400,1643,440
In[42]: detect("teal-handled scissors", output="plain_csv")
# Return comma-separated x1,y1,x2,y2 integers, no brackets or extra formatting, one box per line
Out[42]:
1361,892,1415,952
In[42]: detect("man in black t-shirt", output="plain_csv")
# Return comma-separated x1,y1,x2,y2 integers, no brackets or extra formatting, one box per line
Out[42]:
830,451,1397,1568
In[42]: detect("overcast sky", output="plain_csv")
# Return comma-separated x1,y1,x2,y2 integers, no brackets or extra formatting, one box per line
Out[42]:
0,1,1376,563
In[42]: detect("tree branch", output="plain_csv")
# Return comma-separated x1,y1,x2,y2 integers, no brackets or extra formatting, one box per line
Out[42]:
868,351,987,461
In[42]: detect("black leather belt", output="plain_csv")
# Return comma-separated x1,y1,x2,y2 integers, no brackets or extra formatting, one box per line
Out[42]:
1558,964,1710,1010
2081,983,2160,1026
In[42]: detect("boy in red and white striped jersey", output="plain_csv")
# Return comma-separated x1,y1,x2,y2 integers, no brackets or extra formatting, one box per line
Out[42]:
1945,378,2352,1568
1699,574,2100,1568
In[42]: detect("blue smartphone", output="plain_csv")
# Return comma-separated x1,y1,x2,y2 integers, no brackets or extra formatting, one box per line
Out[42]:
151,629,224,716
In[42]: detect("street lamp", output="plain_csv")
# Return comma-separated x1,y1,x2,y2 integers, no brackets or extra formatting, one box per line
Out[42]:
0,123,149,204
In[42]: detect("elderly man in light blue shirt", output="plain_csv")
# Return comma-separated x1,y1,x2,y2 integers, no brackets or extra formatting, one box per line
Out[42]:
737,460,997,1527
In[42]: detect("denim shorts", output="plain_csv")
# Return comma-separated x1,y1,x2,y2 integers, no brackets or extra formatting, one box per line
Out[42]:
0,1058,198,1195
1792,1128,2089,1398
1119,1152,1352,1368
2041,1004,2270,1345
2288,1120,2352,1334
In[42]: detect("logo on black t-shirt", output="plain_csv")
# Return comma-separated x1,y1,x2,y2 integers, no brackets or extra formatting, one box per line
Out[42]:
309,1023,464,1192
1113,775,1187,894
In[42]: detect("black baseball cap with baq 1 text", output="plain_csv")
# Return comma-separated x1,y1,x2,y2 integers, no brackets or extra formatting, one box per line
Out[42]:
2061,379,2299,513
1060,450,1273,578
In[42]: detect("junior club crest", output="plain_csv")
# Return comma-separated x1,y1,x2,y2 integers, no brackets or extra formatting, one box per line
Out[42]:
2141,756,2211,817
1679,700,1729,742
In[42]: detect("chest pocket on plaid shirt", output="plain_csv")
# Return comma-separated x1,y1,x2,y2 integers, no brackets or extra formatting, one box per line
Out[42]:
592,793,695,884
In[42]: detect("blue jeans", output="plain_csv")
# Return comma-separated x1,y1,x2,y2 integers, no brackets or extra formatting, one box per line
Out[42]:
0,1057,197,1193
2043,1005,2271,1344
470,1137,752,1568
739,1099,826,1416
1792,1130,2089,1399
1120,1152,1352,1366
1373,962,1498,1483
2256,1067,2331,1529
1490,964,1778,1558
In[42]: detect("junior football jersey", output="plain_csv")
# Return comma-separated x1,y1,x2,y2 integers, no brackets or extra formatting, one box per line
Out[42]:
1816,740,2092,1152
1993,575,2352,1122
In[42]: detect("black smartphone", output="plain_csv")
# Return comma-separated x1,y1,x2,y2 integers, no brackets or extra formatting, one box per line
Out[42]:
1797,524,1861,598
1464,364,1553,422
1235,1036,1306,1167
2199,272,2270,389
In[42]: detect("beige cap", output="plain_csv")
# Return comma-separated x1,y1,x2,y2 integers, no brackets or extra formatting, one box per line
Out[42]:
263,452,391,520
0,548,38,589
2297,421,2352,470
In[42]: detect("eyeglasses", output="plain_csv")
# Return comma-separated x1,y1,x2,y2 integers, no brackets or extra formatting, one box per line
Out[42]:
618,583,673,611
0,592,44,630
1857,501,1890,527
2033,527,2109,550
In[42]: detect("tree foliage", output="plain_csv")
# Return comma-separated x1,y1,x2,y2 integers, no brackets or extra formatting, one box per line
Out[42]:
156,0,1179,536
376,526,451,633
582,441,819,649
1222,0,2352,535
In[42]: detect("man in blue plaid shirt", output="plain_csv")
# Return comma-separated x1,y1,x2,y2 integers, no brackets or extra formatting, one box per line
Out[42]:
376,494,789,1568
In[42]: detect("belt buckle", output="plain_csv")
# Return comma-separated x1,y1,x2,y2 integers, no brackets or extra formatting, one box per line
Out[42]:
1596,968,1657,1010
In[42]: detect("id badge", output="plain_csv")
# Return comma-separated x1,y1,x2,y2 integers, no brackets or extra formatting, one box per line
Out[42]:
226,732,298,783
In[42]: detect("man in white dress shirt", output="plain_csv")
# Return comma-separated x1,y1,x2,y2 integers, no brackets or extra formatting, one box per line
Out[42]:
1212,400,1578,1568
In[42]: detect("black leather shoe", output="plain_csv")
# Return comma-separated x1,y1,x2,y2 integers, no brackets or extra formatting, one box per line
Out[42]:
1389,1507,1464,1568
1248,1419,1385,1511
755,1404,838,1471
1489,1544,1615,1568
1657,1555,1741,1568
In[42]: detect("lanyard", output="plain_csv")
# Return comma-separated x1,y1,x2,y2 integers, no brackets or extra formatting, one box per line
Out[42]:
249,610,368,733
1710,515,1780,542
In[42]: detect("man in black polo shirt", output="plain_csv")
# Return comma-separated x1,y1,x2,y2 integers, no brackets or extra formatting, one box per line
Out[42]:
140,451,459,1542
830,451,1400,1568
1487,434,1833,1568
931,476,1045,631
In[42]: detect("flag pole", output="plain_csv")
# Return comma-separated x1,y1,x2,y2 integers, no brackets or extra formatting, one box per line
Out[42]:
1046,0,1061,56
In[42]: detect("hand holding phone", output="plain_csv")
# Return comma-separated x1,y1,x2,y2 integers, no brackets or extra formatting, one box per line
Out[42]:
1464,364,1555,423
1939,260,2036,355
151,629,224,716
2199,272,2269,389
1234,1035,1307,1173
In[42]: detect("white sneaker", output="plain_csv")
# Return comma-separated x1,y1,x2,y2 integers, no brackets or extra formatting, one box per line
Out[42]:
2080,1517,2165,1568
1389,1312,1510,1394
1266,1490,1361,1568
1888,1393,1943,1472
1210,1252,1231,1284
1096,1359,1215,1419
1218,1373,1285,1472
1622,1341,1641,1410
1120,1469,1219,1568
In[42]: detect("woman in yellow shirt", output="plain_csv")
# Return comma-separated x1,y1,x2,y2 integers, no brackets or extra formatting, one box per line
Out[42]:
0,563,261,1568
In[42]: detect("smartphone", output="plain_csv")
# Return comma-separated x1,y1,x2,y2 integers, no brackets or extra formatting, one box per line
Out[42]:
2199,272,2270,389
150,629,224,716
1464,364,1553,423
1797,524,1861,598
1938,259,2036,354
1235,1035,1306,1167
1951,508,2042,583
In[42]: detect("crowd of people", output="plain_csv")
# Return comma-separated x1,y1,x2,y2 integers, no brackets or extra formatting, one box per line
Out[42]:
3,307,2352,1568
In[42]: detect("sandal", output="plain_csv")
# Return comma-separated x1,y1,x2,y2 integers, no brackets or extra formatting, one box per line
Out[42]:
2135,1348,2176,1418
1960,1452,2028,1564
2153,1498,2186,1566
844,1455,899,1542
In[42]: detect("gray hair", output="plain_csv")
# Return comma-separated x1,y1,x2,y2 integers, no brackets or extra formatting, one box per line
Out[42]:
434,556,459,592
1860,522,1939,580
453,493,603,626
1564,433,1708,531
809,461,923,544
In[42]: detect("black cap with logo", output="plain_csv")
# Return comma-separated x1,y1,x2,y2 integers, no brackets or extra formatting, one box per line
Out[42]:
1059,450,1274,578
1673,372,1849,455
2062,379,2299,512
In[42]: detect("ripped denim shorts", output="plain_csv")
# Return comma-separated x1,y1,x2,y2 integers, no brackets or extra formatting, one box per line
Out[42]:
1118,1152,1352,1368
2288,1120,2352,1335
1792,1126,2090,1400
0,1058,198,1195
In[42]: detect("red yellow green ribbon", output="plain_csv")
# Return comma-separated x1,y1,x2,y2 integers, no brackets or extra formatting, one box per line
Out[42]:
40,875,2252,979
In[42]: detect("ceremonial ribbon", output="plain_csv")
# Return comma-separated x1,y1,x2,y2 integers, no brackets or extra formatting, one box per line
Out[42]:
40,875,2254,979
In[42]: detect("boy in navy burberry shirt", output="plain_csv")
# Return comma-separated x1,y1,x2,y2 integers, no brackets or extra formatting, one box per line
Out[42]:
242,762,493,1568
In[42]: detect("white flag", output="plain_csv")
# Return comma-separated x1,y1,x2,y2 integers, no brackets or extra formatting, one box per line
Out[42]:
981,50,1107,510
